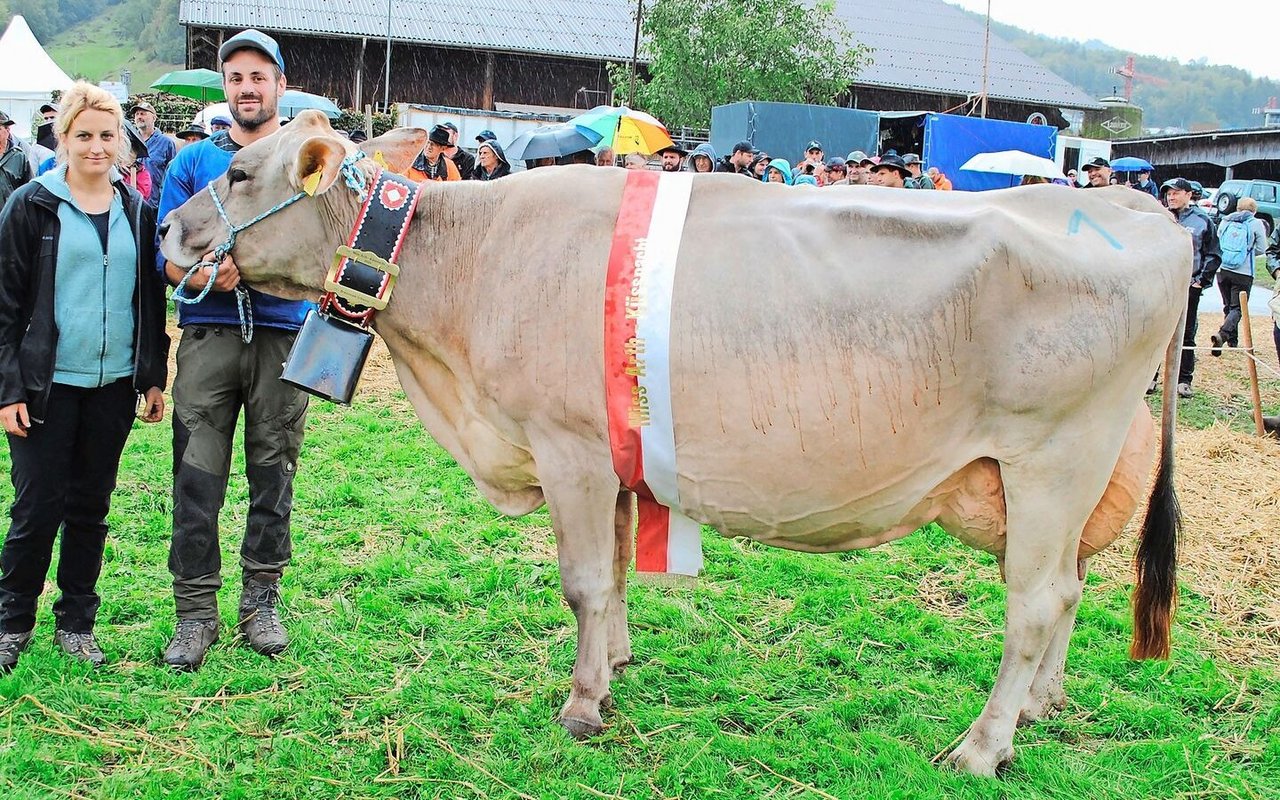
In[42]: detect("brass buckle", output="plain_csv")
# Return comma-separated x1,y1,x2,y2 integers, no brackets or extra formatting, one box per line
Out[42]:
324,245,399,310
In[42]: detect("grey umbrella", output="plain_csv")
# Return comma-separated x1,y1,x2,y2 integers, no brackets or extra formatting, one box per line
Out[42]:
505,123,603,162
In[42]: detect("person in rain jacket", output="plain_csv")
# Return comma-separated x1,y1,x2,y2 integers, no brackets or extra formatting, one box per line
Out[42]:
762,158,793,185
471,139,511,181
685,142,719,173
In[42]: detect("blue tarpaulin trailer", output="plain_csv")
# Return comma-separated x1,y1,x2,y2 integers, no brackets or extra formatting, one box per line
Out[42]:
923,113,1059,191
710,101,880,166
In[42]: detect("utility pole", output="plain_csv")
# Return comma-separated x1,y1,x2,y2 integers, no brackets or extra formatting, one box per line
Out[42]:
383,0,392,112
629,0,643,108
979,0,991,118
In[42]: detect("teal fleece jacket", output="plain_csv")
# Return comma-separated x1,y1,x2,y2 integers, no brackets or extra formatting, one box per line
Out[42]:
35,167,138,387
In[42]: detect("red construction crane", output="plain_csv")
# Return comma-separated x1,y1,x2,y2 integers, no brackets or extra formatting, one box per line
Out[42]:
1111,56,1169,102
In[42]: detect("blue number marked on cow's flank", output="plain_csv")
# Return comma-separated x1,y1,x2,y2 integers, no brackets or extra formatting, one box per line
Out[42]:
1067,209,1125,250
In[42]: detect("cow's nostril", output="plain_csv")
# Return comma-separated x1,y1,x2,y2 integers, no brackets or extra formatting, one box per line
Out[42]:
158,221,171,238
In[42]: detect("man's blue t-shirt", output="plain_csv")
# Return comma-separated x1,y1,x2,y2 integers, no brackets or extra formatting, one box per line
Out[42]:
143,130,176,207
157,130,310,330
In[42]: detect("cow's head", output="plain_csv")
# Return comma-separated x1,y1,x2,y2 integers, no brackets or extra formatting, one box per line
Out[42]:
159,110,426,300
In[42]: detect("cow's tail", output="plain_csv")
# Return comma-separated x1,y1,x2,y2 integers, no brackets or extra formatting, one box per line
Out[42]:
1130,310,1186,660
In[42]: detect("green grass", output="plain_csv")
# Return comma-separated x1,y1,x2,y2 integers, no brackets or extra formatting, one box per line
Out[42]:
44,3,181,91
0,391,1277,799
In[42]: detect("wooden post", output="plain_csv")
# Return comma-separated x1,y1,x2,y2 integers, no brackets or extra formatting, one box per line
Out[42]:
1240,290,1265,436
364,105,374,140
482,52,495,111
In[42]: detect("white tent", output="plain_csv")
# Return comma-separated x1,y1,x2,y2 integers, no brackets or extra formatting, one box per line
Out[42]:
0,15,74,139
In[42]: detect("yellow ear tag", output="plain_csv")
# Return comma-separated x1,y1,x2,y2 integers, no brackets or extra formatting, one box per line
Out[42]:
302,170,323,196
373,150,389,169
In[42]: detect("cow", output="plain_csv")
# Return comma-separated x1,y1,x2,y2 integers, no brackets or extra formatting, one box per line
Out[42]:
160,111,1189,776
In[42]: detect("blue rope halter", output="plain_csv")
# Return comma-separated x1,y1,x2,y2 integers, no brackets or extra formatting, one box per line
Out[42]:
172,151,370,343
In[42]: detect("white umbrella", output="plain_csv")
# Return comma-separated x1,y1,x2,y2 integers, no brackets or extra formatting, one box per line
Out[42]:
959,150,1065,180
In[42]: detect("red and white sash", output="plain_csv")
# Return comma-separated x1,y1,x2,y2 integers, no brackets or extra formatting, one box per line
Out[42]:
604,170,703,576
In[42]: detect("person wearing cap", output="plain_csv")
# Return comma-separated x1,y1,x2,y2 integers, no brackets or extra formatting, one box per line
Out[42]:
841,151,869,186
0,112,33,210
870,154,911,189
822,157,850,186
720,141,755,176
901,154,934,189
801,140,824,173
1132,168,1158,198
1081,157,1112,189
156,27,314,672
475,129,497,145
407,125,462,182
656,143,685,173
438,122,475,181
209,116,232,133
176,123,208,147
1156,177,1221,398
126,101,175,208
35,103,59,152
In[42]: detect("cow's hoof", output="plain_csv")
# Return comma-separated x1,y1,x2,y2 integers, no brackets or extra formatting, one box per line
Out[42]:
945,738,1013,777
558,713,604,739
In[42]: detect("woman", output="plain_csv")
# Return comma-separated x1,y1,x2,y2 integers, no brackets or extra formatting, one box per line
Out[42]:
471,140,511,181
623,153,648,170
0,82,169,672
762,158,793,185
749,154,770,179
118,120,151,201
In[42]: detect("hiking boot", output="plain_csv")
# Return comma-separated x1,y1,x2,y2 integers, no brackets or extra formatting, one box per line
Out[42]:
1176,382,1194,398
163,619,219,671
0,629,33,673
239,574,288,656
1210,333,1224,357
55,630,106,667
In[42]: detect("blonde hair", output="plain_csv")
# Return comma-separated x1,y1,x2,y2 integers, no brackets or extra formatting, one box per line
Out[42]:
1237,197,1257,212
55,81,128,166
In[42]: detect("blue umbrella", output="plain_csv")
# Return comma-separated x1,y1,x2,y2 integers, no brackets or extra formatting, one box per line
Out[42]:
279,90,341,119
505,123,603,161
1109,156,1154,172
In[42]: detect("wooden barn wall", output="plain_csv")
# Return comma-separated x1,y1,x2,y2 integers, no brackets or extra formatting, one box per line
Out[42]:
187,27,614,111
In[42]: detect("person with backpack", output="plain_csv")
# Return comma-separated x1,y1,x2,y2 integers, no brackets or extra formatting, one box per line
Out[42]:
1210,197,1269,356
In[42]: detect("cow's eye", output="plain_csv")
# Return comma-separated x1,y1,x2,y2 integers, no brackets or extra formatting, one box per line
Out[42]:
228,168,249,184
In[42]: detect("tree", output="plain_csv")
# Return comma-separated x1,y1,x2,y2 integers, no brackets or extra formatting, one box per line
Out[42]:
609,0,873,130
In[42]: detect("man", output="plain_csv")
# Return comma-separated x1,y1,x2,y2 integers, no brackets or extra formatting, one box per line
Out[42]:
36,103,58,151
129,101,176,207
441,122,475,180
870,154,911,189
927,166,953,190
824,157,849,186
1132,168,1159,198
1081,156,1112,188
686,143,717,173
176,123,208,147
1210,196,1269,356
407,125,462,181
209,116,232,133
656,143,685,172
844,151,870,185
902,154,935,189
475,129,496,145
0,112,32,210
721,141,755,175
1158,178,1221,398
157,28,313,671
800,140,824,174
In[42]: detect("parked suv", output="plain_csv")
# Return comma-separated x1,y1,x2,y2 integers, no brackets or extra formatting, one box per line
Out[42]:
1213,179,1279,234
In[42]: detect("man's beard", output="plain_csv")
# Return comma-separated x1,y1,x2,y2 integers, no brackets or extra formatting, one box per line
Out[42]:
230,93,278,132
662,162,679,172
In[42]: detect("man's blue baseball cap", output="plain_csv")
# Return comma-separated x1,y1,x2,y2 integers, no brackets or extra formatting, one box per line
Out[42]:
218,29,285,72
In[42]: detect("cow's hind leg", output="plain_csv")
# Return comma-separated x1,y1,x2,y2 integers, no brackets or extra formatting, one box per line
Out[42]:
542,467,623,738
1018,559,1086,725
609,491,634,676
947,464,1093,776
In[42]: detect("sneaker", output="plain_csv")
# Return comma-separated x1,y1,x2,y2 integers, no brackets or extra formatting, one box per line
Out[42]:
163,619,219,671
1176,383,1193,398
54,629,106,666
239,576,288,656
1210,333,1224,357
0,629,33,673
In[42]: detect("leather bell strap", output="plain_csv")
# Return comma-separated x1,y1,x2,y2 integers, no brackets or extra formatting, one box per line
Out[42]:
322,167,422,326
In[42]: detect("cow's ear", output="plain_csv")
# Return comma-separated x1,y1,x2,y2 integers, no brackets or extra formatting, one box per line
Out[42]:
362,128,429,175
293,136,347,196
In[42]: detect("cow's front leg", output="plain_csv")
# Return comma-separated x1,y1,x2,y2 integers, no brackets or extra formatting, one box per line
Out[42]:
609,491,634,676
543,468,623,738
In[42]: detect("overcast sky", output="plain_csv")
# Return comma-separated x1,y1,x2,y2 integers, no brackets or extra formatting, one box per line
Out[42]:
946,1,1280,82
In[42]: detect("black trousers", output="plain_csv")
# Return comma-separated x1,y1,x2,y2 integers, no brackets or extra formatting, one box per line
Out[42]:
1181,285,1202,386
1215,270,1253,348
0,379,136,633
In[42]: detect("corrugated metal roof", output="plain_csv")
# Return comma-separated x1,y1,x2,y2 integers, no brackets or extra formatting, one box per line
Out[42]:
179,0,1101,109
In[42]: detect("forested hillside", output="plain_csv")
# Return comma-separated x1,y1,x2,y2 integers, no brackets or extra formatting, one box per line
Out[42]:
963,11,1280,131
